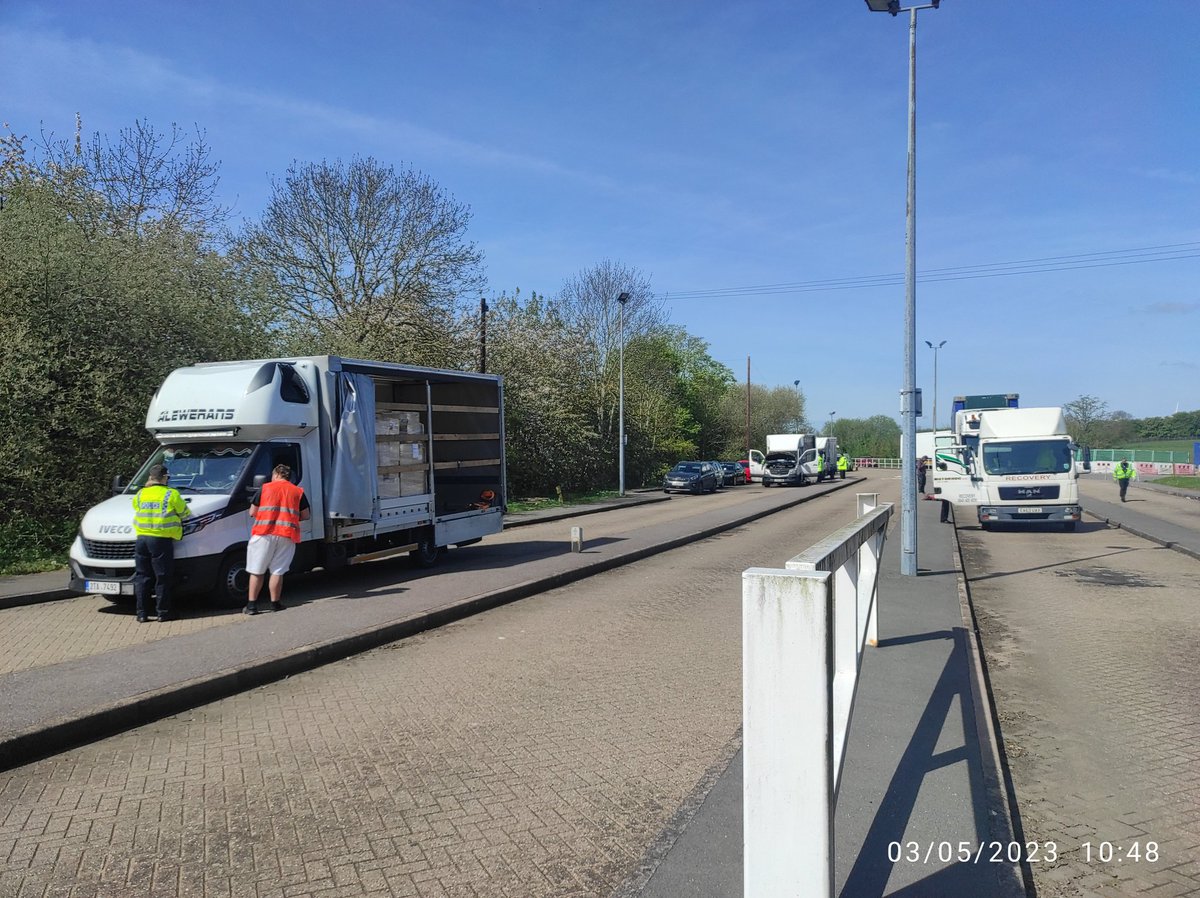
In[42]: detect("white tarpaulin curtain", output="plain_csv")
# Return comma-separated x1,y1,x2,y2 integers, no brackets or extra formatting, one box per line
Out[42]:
327,372,378,520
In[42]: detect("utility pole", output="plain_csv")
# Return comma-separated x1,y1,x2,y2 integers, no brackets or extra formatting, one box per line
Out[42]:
479,296,488,374
746,356,751,463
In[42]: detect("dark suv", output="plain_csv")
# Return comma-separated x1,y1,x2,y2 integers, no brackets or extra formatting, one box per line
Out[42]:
663,461,719,494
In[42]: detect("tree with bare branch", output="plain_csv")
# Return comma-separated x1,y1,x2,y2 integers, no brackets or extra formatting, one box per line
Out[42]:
237,157,485,363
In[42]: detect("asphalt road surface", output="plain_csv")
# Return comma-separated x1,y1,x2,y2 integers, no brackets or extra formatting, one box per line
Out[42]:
957,508,1200,898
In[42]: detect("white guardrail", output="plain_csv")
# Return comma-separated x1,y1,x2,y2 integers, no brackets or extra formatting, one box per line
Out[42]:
742,493,894,897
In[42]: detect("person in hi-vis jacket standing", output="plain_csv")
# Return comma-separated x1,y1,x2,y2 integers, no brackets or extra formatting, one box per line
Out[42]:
1113,458,1137,502
132,464,190,623
244,464,310,614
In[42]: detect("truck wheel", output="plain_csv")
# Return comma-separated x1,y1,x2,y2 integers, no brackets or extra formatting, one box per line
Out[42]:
214,551,250,609
410,535,442,568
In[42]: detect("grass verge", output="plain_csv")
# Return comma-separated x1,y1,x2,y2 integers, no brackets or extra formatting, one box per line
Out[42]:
507,489,621,514
1149,475,1200,491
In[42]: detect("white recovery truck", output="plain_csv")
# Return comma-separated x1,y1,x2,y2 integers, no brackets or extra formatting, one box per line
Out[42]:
933,406,1082,531
69,356,507,606
761,434,838,486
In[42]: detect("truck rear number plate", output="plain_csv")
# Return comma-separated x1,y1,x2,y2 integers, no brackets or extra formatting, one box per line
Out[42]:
85,580,122,595
1016,507,1043,514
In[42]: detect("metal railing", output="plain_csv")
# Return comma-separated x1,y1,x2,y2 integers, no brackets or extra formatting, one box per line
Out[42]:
1087,448,1191,464
742,493,894,897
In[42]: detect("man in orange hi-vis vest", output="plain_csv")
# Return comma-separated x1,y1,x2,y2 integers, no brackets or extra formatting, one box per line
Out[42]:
244,464,310,615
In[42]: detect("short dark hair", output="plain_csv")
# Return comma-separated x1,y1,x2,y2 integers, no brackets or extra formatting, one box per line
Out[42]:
272,464,292,479
147,464,169,484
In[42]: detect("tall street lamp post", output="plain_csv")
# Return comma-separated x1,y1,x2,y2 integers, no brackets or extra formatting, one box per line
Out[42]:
617,291,630,497
865,0,942,576
828,411,837,435
925,339,946,434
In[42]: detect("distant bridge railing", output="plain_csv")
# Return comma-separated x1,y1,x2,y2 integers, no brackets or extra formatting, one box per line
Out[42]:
853,457,901,469
742,493,894,897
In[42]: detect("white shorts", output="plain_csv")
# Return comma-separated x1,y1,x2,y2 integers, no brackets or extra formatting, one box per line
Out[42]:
246,534,297,576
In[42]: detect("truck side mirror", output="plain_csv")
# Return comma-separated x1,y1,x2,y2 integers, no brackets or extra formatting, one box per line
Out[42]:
111,475,125,495
246,474,268,496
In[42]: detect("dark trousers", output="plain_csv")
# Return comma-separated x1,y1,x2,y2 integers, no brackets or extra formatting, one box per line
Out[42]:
939,500,951,523
1118,478,1130,501
839,470,846,479
917,472,927,493
134,535,175,617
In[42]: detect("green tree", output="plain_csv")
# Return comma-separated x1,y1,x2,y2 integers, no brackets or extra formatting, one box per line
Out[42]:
483,290,596,495
1063,394,1109,447
833,416,903,458
237,156,483,366
554,260,665,487
0,121,274,569
622,330,734,484
717,383,808,457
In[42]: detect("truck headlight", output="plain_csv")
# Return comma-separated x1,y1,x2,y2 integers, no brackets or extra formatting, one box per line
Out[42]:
182,511,222,536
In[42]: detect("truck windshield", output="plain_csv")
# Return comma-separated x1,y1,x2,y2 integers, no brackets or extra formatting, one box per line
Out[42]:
130,443,256,494
981,440,1073,476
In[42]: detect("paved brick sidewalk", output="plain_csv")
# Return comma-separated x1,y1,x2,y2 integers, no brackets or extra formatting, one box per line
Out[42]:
0,486,861,898
631,488,1024,898
958,517,1200,897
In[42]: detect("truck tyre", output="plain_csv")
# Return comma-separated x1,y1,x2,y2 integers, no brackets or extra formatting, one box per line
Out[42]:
214,551,250,609
410,534,442,568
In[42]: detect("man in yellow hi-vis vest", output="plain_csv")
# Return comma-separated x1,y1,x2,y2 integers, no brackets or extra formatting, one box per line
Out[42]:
837,451,850,480
132,464,190,623
1113,458,1137,503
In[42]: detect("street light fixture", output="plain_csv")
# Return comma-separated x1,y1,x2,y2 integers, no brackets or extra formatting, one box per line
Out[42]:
828,411,837,435
617,291,630,497
865,0,943,577
925,340,947,434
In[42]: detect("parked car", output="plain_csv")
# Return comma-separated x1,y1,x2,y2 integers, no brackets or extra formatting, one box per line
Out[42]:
663,461,719,494
707,461,726,489
720,461,746,485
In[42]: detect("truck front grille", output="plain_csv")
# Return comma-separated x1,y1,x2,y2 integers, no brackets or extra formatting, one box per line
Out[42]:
997,485,1060,501
83,539,137,560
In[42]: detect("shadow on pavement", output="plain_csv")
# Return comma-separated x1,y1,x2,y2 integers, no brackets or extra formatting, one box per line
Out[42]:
966,544,1143,583
840,629,1025,898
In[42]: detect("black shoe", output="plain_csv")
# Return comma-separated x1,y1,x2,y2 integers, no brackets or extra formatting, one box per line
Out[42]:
157,614,172,623
243,602,259,615
136,613,148,623
269,601,285,612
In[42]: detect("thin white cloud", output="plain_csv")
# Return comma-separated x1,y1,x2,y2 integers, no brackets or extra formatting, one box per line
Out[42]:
1133,166,1199,186
1142,301,1199,315
0,27,613,189
1159,360,1198,370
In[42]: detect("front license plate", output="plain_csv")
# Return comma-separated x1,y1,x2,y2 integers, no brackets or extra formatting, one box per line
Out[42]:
1016,507,1043,514
84,580,121,595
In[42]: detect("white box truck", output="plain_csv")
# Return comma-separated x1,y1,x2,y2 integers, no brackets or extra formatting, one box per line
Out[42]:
935,406,1082,531
69,356,507,606
761,434,816,486
813,436,838,483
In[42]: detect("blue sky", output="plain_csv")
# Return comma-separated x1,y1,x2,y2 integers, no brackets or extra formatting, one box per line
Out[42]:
3,1,1198,425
